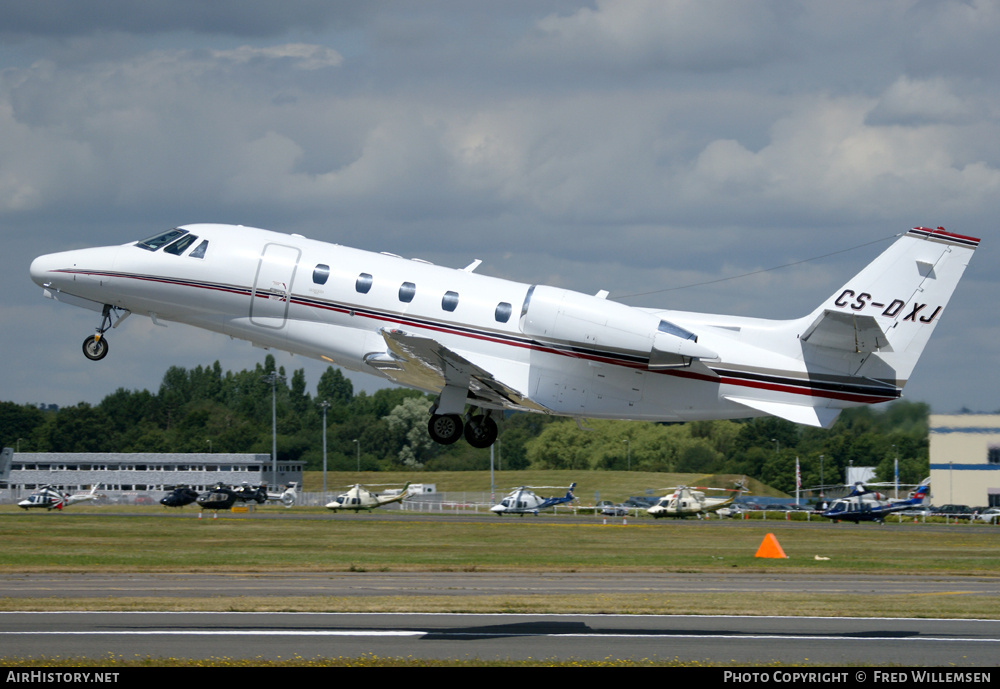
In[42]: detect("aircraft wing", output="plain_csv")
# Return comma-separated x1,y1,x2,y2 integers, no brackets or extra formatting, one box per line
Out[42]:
365,329,551,413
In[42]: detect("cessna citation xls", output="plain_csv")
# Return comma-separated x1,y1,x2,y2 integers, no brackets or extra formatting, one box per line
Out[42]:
29,225,978,449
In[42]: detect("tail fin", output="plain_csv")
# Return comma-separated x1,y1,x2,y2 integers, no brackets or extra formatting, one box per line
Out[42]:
800,227,979,388
909,481,930,502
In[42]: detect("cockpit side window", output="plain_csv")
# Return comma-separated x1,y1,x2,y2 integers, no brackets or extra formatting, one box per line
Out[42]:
189,240,209,259
163,234,199,256
136,228,188,251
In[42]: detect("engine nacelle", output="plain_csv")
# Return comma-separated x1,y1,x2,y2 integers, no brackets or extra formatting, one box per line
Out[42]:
518,285,716,368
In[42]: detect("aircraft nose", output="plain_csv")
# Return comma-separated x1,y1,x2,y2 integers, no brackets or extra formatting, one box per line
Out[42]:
29,252,62,288
29,246,121,291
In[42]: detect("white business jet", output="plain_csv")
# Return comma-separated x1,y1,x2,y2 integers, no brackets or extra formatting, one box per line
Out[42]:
29,225,978,448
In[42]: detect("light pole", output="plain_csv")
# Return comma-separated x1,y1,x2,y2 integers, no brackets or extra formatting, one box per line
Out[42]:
353,439,360,472
320,400,330,495
819,454,825,499
892,444,899,498
260,371,286,483
621,438,631,471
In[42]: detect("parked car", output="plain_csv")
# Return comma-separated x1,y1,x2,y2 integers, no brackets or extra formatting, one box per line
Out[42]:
973,507,1000,524
935,504,974,519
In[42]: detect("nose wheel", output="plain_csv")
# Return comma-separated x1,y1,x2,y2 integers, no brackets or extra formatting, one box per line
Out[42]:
81,304,129,361
82,334,109,361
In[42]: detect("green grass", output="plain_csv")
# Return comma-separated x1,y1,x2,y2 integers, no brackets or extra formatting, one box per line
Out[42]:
1,509,997,574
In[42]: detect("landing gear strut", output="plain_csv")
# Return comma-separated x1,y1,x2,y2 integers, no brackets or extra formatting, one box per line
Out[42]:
82,304,126,361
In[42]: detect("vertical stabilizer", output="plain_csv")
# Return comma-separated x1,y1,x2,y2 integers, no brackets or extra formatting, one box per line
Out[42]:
800,227,979,388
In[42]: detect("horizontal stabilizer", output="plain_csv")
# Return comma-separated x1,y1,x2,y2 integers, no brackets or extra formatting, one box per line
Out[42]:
800,310,892,353
725,396,842,429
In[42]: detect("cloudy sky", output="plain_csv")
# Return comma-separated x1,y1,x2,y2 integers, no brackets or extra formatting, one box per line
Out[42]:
2,1,998,416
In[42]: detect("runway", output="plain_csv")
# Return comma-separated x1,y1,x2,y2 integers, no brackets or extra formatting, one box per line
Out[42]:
2,610,999,665
2,572,1000,665
4,571,1000,598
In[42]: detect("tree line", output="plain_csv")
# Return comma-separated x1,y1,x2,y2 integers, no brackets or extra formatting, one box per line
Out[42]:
0,357,931,494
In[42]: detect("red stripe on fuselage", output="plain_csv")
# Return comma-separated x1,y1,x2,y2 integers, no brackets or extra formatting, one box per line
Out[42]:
62,268,898,406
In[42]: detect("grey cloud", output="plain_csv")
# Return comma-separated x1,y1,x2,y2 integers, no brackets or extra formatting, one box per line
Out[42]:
0,0,376,39
3,2,999,413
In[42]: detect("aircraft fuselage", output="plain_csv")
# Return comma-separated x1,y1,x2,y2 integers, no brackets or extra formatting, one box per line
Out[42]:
29,224,978,445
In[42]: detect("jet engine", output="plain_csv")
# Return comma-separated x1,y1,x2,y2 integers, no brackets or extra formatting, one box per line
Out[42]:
517,285,716,368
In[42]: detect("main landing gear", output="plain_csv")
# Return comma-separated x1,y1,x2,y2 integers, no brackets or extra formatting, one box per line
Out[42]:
82,304,128,361
427,409,499,448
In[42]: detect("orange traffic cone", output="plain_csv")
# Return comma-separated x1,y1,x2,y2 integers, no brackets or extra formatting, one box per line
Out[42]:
755,532,788,559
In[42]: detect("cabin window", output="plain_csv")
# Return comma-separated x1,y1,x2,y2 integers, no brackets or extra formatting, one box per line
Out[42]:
356,273,373,294
189,240,209,259
164,234,199,256
399,282,416,303
313,264,330,285
495,302,512,323
136,228,187,251
442,291,459,312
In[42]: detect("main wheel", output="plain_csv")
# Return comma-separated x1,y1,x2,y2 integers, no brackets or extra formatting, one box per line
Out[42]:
82,335,109,361
464,415,498,448
428,413,463,445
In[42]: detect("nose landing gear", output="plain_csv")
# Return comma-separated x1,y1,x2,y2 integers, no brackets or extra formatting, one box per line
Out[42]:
81,304,129,361
82,334,109,361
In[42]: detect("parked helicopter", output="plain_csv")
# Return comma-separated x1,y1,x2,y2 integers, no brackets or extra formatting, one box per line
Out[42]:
18,484,103,511
818,480,930,524
264,482,298,508
647,478,748,519
18,486,66,510
491,483,577,516
233,482,268,504
325,482,411,512
160,485,199,508
196,483,239,511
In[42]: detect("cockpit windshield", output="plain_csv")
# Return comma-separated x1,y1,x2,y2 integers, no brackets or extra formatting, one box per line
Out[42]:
136,228,188,251
163,234,199,255
135,229,208,258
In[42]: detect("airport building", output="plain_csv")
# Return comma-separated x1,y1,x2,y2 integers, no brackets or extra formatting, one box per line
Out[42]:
0,451,302,503
929,415,1000,508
